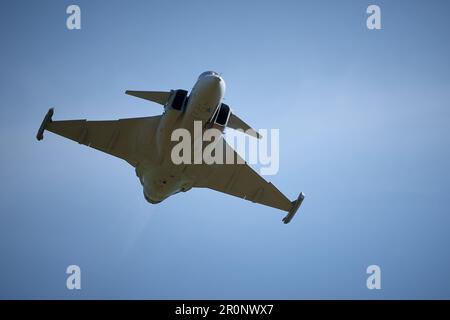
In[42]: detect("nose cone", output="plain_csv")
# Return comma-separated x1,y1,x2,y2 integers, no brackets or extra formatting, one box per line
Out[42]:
202,74,226,97
217,76,226,94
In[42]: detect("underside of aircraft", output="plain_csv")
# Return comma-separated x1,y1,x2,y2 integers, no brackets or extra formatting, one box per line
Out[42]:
37,71,304,224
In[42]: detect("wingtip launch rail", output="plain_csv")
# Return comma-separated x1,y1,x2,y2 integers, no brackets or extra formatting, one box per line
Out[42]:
282,192,305,224
36,108,54,141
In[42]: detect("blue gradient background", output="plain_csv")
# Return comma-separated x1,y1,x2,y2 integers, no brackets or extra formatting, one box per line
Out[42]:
1,0,449,299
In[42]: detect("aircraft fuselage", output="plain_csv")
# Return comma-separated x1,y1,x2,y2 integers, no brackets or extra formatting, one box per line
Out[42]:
140,71,226,204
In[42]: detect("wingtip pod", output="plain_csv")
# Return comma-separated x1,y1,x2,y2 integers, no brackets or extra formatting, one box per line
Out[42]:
36,108,54,141
282,192,305,224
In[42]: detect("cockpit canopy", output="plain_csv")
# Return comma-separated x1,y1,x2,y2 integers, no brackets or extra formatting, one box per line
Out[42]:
198,71,220,80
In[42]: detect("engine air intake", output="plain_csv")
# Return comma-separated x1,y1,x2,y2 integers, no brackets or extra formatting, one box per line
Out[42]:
171,90,188,110
213,103,231,126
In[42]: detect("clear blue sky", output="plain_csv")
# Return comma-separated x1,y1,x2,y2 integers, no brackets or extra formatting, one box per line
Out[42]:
1,0,449,299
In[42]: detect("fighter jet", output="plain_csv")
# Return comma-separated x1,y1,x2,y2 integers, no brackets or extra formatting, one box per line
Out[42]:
36,71,304,223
